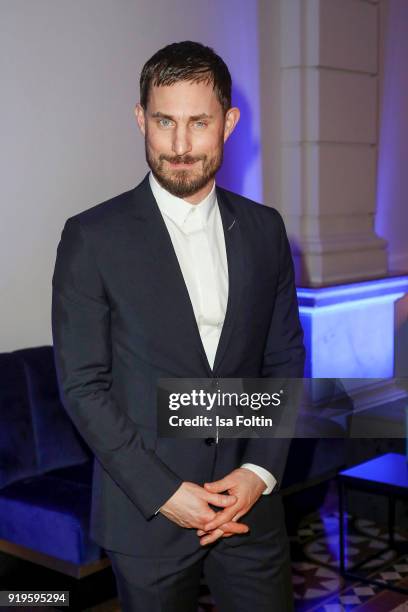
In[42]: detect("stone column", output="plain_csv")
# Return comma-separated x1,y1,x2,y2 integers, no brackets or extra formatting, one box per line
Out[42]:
280,0,388,286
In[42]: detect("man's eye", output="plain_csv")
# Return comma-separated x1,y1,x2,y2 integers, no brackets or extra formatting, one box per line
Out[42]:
158,119,172,127
194,121,207,128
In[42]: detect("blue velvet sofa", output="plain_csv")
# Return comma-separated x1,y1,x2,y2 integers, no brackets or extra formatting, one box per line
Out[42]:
0,346,109,578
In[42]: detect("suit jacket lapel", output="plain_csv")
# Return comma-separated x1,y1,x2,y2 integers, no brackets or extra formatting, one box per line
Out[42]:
129,175,213,376
212,187,245,375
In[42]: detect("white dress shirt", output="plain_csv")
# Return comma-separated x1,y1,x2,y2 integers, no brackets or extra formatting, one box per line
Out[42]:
149,172,276,498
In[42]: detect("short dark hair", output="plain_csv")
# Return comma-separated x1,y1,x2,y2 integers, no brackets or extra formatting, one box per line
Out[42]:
140,41,232,113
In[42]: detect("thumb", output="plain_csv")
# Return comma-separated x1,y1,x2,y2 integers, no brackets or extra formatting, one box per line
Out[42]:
204,477,232,492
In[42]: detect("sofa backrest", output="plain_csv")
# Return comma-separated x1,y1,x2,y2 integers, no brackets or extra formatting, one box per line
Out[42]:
0,346,92,490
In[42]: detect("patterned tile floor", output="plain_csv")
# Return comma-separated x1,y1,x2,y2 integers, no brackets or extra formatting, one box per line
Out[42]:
290,512,408,611
194,512,408,612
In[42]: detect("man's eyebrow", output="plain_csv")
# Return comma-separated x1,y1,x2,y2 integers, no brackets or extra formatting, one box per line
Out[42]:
150,112,213,121
190,113,213,121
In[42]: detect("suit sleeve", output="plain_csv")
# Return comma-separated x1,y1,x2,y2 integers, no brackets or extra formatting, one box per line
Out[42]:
240,210,305,488
51,217,183,520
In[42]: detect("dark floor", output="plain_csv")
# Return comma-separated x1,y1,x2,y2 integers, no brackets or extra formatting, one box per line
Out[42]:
1,479,407,611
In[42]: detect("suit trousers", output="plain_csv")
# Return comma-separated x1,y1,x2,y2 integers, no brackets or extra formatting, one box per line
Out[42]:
105,496,294,612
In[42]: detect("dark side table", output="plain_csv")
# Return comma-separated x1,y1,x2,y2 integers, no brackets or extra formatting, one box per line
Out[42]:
337,452,408,594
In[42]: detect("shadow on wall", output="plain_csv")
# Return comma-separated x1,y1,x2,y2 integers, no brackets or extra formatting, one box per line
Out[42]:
287,237,307,288
216,85,260,197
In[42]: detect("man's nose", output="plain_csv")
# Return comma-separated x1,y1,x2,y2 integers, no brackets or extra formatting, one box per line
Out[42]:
172,125,192,156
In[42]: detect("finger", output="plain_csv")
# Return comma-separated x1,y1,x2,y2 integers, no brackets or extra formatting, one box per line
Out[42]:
197,521,249,538
219,521,249,534
196,521,247,537
204,491,236,508
217,523,249,538
196,528,226,537
199,523,248,544
204,477,232,493
203,506,239,532
200,528,224,546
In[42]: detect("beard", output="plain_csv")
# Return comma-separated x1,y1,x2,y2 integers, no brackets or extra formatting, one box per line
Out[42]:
145,142,224,198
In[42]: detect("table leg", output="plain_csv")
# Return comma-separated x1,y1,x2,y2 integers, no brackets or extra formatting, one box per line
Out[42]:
388,495,396,549
338,478,346,575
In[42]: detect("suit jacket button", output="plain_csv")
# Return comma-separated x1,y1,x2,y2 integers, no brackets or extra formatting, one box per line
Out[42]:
205,437,216,446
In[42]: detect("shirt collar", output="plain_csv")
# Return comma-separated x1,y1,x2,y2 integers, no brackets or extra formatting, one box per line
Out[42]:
149,171,217,229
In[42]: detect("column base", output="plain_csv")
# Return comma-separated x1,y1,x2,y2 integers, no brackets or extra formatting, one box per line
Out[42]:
297,275,408,377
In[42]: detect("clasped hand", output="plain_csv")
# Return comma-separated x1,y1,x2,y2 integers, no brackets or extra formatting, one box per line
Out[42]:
159,468,266,546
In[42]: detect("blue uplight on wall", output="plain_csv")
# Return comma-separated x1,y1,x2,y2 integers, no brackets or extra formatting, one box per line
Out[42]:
297,276,408,378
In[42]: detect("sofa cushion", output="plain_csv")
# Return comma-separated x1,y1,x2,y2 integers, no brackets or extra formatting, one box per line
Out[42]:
0,353,38,489
0,463,101,564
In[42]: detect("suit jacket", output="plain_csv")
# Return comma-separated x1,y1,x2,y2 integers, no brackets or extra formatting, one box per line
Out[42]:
51,173,305,556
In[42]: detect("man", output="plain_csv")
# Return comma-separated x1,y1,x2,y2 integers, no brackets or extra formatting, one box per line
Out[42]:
52,41,305,611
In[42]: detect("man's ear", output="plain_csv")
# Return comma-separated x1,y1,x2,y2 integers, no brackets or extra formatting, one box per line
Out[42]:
134,103,146,136
223,107,240,143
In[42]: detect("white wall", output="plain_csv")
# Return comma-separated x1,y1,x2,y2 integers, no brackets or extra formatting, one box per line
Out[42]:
376,0,408,273
1,0,262,351
258,0,282,212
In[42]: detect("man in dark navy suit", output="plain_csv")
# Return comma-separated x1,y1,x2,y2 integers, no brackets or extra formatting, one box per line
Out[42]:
52,41,305,611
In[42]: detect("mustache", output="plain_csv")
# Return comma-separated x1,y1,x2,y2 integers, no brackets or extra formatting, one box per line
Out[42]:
159,154,205,164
